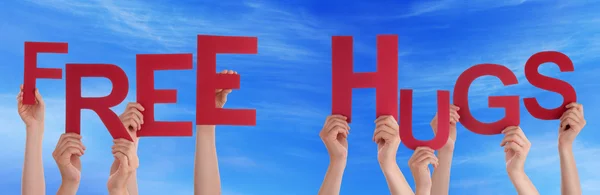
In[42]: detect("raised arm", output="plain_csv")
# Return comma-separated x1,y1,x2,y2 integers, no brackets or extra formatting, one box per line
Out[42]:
430,105,459,195
108,139,139,195
409,147,439,195
318,115,350,195
194,70,237,195
375,116,414,195
53,133,85,195
18,86,46,195
558,102,585,195
501,126,539,195
110,102,145,195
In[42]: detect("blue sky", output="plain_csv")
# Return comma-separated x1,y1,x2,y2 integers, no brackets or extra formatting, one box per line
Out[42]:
1,0,599,194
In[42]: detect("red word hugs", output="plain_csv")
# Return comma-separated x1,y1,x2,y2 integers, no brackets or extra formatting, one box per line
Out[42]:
22,35,258,141
331,35,576,150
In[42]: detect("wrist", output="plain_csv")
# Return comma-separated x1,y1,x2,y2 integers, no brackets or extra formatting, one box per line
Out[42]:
108,187,127,195
58,181,80,195
329,158,347,167
507,169,526,179
440,141,455,152
558,142,573,153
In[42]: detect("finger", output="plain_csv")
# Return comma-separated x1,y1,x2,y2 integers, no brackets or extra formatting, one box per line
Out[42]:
114,151,130,170
415,151,438,165
373,129,394,143
502,126,529,144
234,71,238,74
113,138,135,146
561,112,581,125
128,109,144,124
326,115,347,125
227,70,234,74
375,123,397,136
326,118,349,131
215,89,223,93
450,112,459,124
504,142,524,155
61,147,83,159
375,115,396,124
565,102,583,111
127,118,140,131
58,140,85,155
561,118,579,131
450,104,460,111
219,70,228,74
414,147,435,154
20,84,24,91
127,102,145,112
327,121,349,136
223,89,233,94
500,133,525,147
561,109,582,121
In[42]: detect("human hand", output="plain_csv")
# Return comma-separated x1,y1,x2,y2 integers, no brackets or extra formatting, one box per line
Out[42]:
558,102,585,148
118,102,145,142
319,115,350,162
430,104,459,147
17,85,45,130
374,116,400,167
501,126,531,175
53,133,85,184
409,147,438,190
108,139,139,193
216,70,237,108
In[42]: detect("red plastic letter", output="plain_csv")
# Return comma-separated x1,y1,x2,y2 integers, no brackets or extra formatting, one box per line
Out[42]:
196,35,257,125
136,54,194,136
65,64,131,141
399,90,450,150
453,64,520,135
331,35,398,122
524,51,576,119
23,42,68,104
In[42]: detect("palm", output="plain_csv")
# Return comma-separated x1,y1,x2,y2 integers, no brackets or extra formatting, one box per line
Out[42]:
18,104,43,124
505,150,517,169
60,156,82,181
329,134,348,156
215,90,228,108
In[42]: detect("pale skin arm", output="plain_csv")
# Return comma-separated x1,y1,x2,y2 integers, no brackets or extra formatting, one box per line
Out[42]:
23,125,45,195
430,105,460,195
430,143,454,195
318,115,349,195
112,102,145,195
502,126,539,195
318,159,346,195
193,70,237,195
381,164,415,195
194,125,220,195
559,102,585,195
375,116,414,195
18,86,46,195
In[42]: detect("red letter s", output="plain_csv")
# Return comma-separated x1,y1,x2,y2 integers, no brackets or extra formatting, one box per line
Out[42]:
524,51,576,119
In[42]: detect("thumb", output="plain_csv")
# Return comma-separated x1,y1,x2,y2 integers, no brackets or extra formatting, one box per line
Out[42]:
114,152,129,172
35,88,44,106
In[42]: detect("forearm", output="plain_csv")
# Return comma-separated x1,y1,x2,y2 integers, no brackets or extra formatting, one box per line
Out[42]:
127,142,139,195
559,145,581,195
431,143,454,195
508,171,539,195
126,171,138,195
318,159,346,195
381,162,414,195
194,125,221,195
22,127,45,195
57,181,80,195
